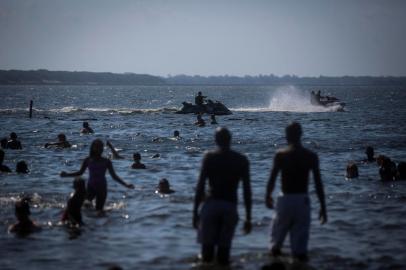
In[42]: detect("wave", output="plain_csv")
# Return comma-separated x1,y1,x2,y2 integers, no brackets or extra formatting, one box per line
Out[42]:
0,107,178,115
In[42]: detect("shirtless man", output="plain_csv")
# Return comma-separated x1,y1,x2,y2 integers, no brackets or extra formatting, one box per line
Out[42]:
265,122,327,261
193,127,252,266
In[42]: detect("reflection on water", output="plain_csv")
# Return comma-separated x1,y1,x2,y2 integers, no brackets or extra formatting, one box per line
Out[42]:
0,85,406,269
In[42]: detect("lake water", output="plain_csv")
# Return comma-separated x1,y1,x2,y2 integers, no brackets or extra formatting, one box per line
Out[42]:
0,85,405,270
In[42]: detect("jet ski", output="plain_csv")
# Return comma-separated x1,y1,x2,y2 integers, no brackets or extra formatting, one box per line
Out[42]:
176,100,232,115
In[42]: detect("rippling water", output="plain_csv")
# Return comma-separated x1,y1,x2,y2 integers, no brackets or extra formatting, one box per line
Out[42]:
1,85,405,270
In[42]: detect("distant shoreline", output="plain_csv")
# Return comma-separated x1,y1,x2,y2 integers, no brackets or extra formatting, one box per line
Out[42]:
1,69,406,86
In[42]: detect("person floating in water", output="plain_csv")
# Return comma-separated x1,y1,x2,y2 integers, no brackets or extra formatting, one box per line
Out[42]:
156,178,175,194
9,198,41,235
193,127,252,266
346,162,359,179
62,177,87,226
377,155,396,181
0,149,12,172
195,91,206,106
45,133,71,148
210,114,218,125
16,161,29,174
131,152,146,169
60,139,134,214
173,130,182,140
81,121,94,134
195,114,206,127
363,146,376,163
6,132,22,150
265,122,327,262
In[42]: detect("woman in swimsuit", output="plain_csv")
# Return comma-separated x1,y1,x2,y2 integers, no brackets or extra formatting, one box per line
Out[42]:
60,139,134,213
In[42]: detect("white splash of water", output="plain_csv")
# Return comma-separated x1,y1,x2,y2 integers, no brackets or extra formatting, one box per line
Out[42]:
233,85,343,113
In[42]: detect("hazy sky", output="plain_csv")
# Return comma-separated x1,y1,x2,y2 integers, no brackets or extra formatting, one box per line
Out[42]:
1,0,405,76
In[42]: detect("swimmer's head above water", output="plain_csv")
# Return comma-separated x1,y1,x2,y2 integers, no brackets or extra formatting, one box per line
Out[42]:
90,139,104,158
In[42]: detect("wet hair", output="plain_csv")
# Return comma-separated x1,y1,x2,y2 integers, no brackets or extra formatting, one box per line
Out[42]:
133,152,141,161
16,161,29,174
58,133,67,141
198,91,202,95
15,198,31,217
173,130,180,137
10,132,17,139
197,114,202,120
286,122,302,143
89,139,104,158
211,114,216,120
73,177,86,193
83,122,89,128
215,127,231,148
346,163,359,178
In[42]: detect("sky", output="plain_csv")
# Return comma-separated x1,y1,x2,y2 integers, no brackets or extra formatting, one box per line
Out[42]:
0,0,405,77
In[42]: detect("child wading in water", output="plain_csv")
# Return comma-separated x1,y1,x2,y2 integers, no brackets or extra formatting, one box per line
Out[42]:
60,139,134,214
62,177,87,226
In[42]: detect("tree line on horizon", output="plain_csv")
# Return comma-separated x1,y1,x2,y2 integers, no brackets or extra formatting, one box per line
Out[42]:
0,69,405,86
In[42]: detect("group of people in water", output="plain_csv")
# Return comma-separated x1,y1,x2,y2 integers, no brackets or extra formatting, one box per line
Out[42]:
1,100,404,268
345,146,406,181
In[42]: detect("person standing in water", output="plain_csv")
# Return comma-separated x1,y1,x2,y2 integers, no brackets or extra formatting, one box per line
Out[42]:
60,139,134,214
193,127,252,266
265,122,327,262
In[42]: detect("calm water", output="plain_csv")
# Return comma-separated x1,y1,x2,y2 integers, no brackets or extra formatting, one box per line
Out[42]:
0,85,405,270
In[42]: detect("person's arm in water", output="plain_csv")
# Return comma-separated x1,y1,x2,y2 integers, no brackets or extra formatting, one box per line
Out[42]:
265,153,281,209
193,155,208,229
242,158,252,234
106,140,124,159
312,154,327,224
60,158,89,177
107,159,134,189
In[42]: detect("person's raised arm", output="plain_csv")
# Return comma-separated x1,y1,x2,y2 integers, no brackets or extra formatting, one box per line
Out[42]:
107,159,134,189
265,153,280,209
312,154,327,224
60,158,89,177
106,140,124,159
242,158,252,234
193,155,207,229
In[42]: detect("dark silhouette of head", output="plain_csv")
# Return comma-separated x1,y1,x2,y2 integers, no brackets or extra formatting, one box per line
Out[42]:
157,178,174,194
73,177,86,194
16,161,29,174
90,139,104,158
83,122,89,128
133,152,141,161
198,91,202,96
15,199,31,221
346,162,359,178
197,114,202,120
286,122,302,144
10,132,17,140
365,146,374,161
173,130,180,137
58,133,67,142
211,114,216,120
215,127,231,149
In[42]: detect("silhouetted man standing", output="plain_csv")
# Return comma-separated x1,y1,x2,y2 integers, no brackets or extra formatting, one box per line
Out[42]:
265,122,327,261
193,127,252,266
